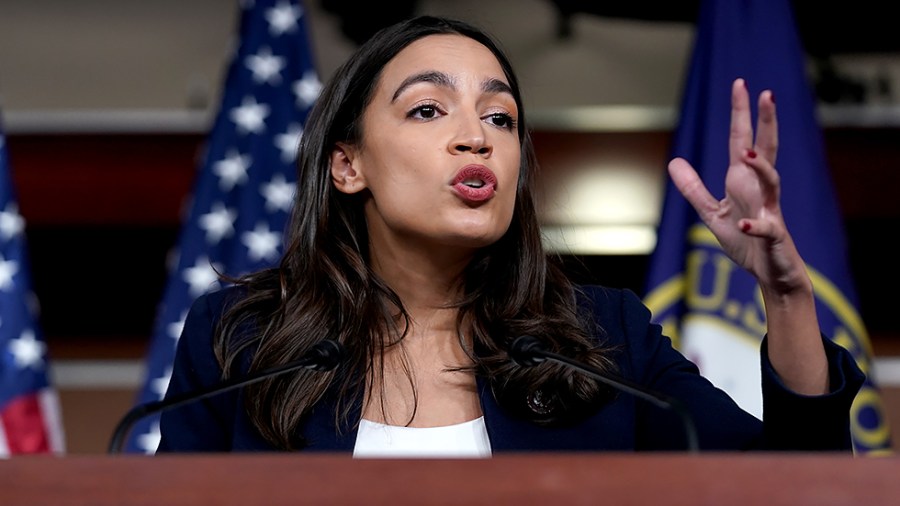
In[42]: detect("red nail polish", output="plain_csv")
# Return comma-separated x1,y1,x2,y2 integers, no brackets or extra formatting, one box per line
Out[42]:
741,222,751,232
770,91,775,104
747,149,757,159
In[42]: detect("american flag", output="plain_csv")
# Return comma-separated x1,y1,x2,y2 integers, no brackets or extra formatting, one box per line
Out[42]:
0,123,66,456
125,0,321,453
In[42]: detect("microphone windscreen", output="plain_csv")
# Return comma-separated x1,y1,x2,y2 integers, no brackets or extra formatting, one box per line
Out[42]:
307,339,345,371
509,335,547,367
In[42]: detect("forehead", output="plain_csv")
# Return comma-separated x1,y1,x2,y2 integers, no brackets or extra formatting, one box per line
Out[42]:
376,34,509,91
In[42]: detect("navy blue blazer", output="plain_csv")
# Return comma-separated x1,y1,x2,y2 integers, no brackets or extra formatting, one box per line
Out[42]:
157,285,864,453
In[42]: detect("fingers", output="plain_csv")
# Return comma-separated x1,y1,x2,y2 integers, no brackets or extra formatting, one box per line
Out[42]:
730,79,780,167
729,78,753,166
739,147,783,240
737,216,776,238
743,146,780,209
755,90,778,165
668,157,718,216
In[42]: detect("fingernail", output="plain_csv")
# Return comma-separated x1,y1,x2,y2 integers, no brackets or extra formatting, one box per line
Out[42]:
741,222,751,232
770,91,775,104
746,149,757,159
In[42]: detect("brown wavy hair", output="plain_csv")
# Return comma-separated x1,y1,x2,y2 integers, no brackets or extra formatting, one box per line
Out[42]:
214,15,617,450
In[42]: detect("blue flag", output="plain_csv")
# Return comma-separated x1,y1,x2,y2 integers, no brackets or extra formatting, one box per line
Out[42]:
643,0,891,454
126,0,321,453
0,122,65,455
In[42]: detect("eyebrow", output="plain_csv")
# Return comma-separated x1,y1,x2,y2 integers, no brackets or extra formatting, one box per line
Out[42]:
390,71,514,102
482,78,513,97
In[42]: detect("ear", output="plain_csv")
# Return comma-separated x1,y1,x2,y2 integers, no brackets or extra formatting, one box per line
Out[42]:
330,142,366,194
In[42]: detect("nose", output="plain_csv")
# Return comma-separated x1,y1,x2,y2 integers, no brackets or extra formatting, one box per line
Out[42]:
449,116,492,157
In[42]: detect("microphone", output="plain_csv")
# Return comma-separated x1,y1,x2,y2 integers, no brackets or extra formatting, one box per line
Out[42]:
509,335,699,452
107,339,345,454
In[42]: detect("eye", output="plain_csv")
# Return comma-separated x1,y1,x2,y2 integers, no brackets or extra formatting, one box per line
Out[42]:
407,104,444,120
485,112,516,130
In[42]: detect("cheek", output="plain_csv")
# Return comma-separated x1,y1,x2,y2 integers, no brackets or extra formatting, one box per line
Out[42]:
504,151,522,198
503,156,522,222
369,135,430,185
502,188,518,225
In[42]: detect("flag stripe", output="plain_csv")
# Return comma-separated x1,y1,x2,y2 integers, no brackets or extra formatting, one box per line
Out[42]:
0,419,8,456
39,388,65,453
1,394,51,453
1,109,66,455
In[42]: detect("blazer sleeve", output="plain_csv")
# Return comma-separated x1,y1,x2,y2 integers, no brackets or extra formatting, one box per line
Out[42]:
156,289,238,452
598,287,864,451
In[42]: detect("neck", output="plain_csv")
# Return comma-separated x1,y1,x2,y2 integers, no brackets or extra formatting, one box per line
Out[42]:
369,235,475,336
363,230,482,427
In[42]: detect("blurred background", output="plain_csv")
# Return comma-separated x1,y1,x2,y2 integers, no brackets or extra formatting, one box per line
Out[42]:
1,0,899,453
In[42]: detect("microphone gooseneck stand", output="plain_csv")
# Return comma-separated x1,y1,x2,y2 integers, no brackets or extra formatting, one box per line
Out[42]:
509,334,699,453
107,339,344,454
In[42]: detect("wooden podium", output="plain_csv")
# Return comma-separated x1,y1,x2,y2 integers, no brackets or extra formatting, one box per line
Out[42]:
2,453,897,505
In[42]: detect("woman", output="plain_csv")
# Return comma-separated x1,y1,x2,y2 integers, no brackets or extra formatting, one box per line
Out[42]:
157,16,863,455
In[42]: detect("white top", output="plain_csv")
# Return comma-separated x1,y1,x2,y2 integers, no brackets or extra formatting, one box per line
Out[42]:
352,416,492,458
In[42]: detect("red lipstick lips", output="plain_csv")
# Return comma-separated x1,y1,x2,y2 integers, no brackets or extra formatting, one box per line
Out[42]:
451,165,497,203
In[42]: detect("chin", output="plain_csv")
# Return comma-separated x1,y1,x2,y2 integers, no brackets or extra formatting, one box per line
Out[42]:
444,227,507,249
437,209,514,250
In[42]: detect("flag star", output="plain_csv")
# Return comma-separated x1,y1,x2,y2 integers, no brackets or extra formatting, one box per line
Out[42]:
213,150,251,191
167,310,189,341
0,203,25,240
245,46,286,85
8,330,46,369
151,367,172,398
261,174,296,213
198,202,237,244
293,71,322,107
182,256,221,297
265,0,301,36
275,123,303,163
242,223,282,262
0,255,19,291
136,423,161,455
230,96,270,134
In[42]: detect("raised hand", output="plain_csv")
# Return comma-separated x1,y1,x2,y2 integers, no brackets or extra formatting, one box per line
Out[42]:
667,78,809,296
667,78,827,394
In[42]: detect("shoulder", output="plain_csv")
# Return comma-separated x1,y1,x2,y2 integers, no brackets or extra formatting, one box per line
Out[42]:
574,284,653,330
572,284,666,373
188,285,247,319
180,285,250,336
178,286,248,353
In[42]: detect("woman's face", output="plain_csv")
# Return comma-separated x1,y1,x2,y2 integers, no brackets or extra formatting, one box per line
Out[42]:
332,34,521,258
